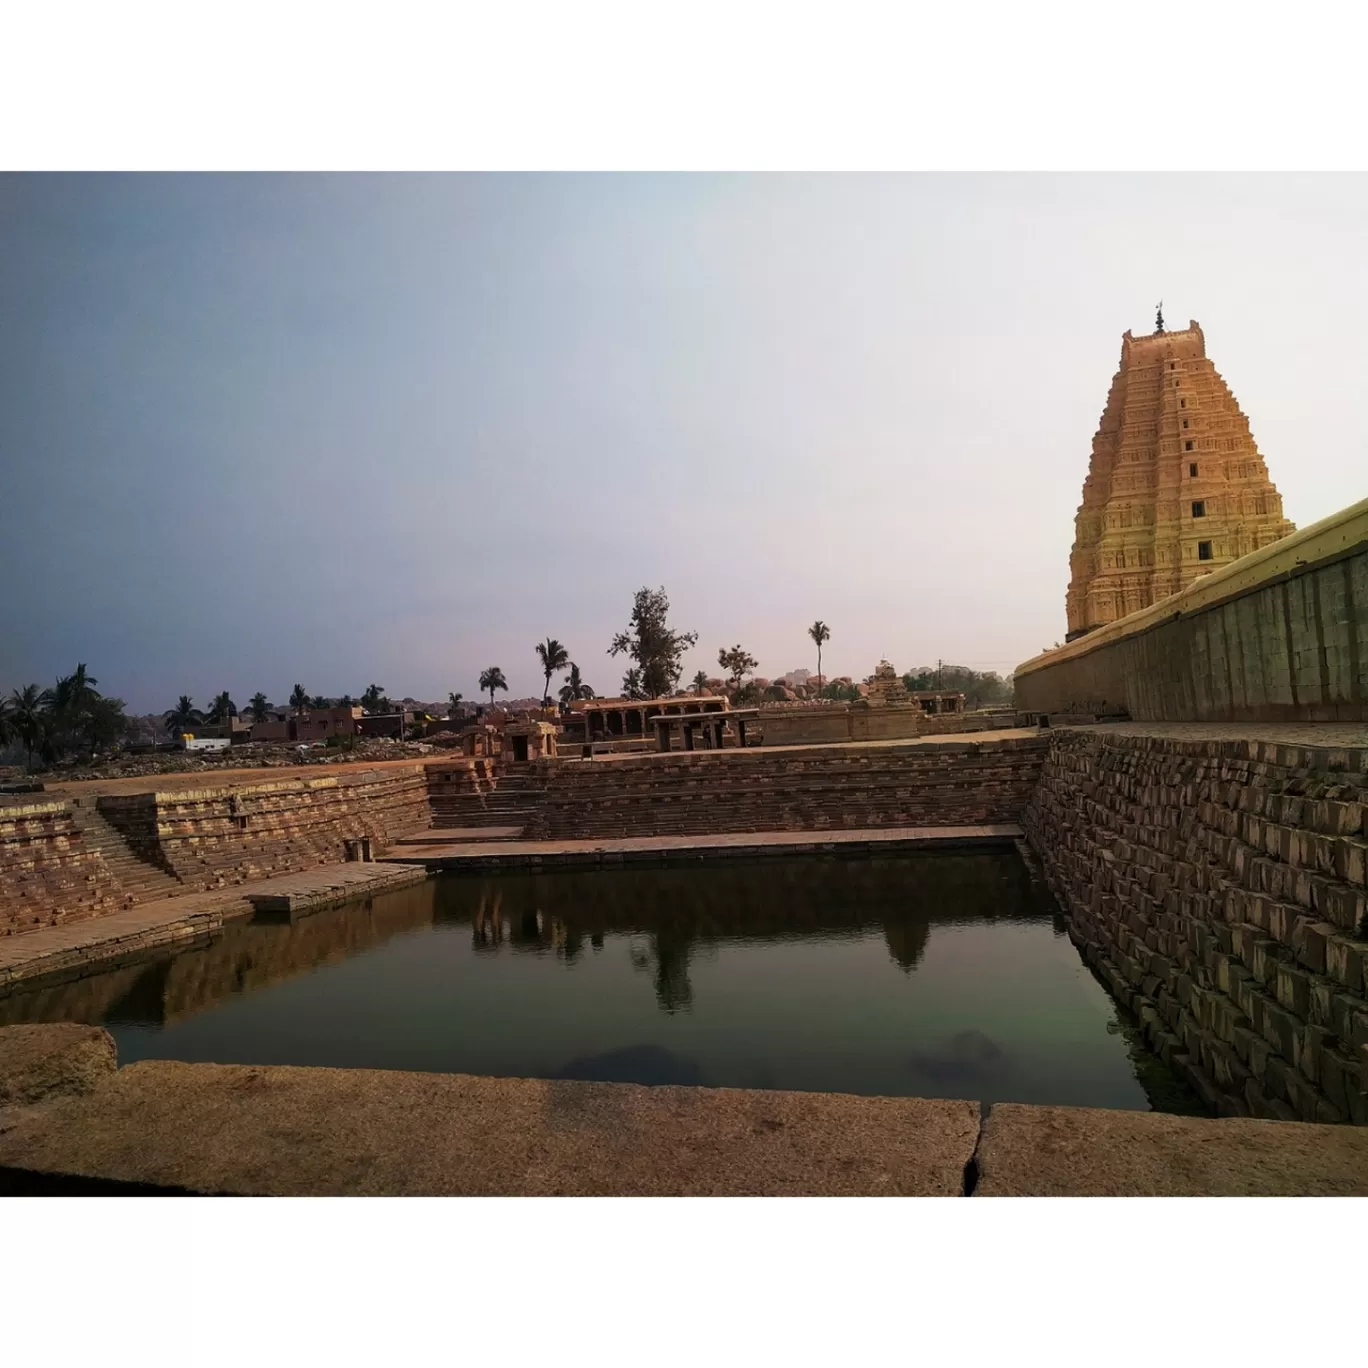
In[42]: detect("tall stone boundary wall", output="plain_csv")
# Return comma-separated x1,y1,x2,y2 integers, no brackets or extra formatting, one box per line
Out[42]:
0,803,126,936
98,765,431,893
526,736,1047,840
1024,729,1368,1124
1015,497,1368,721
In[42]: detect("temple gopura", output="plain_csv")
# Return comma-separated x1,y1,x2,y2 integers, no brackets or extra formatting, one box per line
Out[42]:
1065,315,1295,641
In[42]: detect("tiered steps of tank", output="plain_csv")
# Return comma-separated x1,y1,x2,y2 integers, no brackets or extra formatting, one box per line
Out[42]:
428,772,550,833
524,739,1046,840
68,799,185,905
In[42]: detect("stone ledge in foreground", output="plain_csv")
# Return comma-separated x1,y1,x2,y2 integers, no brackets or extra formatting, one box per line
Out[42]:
975,1102,1368,1196
0,1022,117,1107
0,1053,979,1197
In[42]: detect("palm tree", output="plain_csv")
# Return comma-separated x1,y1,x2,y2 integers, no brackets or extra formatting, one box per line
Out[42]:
289,684,309,715
310,694,330,710
808,620,831,688
622,667,645,700
447,692,464,718
8,685,48,768
206,691,237,724
558,664,594,704
337,694,355,707
248,692,271,722
164,695,202,736
535,638,570,706
361,684,385,713
478,667,508,706
691,669,709,696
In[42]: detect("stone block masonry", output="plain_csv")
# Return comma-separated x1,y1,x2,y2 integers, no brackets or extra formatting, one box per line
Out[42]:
1024,728,1368,1124
97,765,431,893
1,765,432,934
0,802,127,936
525,735,1047,841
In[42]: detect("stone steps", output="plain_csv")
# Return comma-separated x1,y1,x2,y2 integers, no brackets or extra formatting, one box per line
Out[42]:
69,800,184,906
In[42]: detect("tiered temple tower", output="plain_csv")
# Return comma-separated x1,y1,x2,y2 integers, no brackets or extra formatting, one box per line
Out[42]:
1064,315,1295,640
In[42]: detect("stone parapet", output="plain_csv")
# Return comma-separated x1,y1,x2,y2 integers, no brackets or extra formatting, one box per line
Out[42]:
1024,728,1368,1124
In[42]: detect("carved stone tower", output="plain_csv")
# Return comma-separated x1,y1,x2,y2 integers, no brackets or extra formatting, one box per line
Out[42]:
1065,319,1295,641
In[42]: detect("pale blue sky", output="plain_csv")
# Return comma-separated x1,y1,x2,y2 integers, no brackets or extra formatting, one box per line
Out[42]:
2,174,1364,711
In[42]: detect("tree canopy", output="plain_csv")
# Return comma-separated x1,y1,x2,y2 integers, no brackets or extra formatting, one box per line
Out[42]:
536,638,569,705
559,664,594,703
479,666,509,705
608,587,697,699
717,644,758,692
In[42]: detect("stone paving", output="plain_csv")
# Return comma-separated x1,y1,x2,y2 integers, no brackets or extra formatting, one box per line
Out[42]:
0,861,428,994
1078,721,1368,750
4,1025,1365,1196
382,823,1025,869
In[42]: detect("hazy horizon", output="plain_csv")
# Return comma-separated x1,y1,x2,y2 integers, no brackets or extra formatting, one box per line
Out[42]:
3,173,1364,714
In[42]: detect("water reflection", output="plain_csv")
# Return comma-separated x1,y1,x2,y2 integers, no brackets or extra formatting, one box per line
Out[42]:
0,851,1206,1115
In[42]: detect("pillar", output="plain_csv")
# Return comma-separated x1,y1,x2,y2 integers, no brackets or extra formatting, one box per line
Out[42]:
737,719,747,747
683,722,694,751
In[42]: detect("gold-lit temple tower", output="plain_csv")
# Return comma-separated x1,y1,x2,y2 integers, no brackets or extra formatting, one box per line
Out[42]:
1065,312,1295,641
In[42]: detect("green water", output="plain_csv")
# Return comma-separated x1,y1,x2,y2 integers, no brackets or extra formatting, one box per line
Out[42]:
2,851,1205,1112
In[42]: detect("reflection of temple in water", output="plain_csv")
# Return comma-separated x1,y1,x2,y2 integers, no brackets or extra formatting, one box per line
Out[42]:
5,848,1054,1031
442,849,1050,1010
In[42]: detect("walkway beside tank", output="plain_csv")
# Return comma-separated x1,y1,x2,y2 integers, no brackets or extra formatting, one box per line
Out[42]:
0,862,428,995
381,822,1026,870
2,1024,1365,1197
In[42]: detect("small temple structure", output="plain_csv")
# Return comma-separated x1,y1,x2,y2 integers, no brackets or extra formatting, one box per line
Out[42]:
1064,313,1295,641
864,660,910,706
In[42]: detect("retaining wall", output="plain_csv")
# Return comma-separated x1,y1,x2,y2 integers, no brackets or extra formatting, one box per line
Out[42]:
96,765,430,893
526,736,1048,840
1025,728,1368,1124
1014,497,1368,721
0,803,126,936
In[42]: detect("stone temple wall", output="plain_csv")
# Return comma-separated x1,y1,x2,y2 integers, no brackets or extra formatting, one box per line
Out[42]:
1017,497,1368,722
1025,729,1368,1123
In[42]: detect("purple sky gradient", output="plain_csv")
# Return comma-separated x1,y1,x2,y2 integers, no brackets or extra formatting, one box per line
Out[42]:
2,174,1364,712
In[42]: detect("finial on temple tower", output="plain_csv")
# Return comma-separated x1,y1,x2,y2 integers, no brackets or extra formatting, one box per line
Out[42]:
1155,300,1165,334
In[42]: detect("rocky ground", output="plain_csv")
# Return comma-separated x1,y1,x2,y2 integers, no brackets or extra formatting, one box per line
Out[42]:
3,738,441,785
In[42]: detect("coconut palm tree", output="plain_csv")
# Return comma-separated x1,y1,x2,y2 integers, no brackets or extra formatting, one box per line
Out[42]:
248,692,271,722
7,684,48,768
164,695,202,736
447,692,464,718
289,684,309,715
558,664,594,704
478,667,508,706
206,692,237,724
361,684,386,713
808,620,831,688
621,668,646,700
535,638,570,706
691,669,709,696
309,694,330,710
